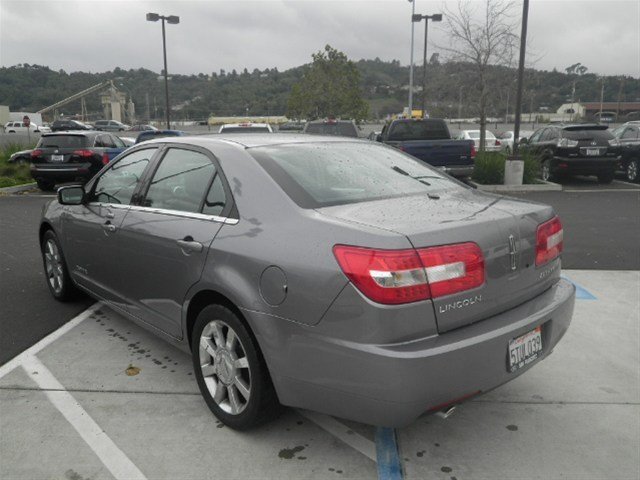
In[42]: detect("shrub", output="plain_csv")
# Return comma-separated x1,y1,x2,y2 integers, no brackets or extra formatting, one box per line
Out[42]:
0,143,35,188
472,150,542,185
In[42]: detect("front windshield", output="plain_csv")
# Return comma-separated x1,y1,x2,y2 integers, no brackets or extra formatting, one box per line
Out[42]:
249,142,462,208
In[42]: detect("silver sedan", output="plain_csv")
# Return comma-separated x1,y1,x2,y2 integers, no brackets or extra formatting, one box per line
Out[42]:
40,134,575,429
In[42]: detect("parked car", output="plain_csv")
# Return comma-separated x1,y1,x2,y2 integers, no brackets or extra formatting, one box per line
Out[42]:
135,129,185,144
521,124,619,183
456,129,502,152
129,124,158,132
40,134,574,430
51,119,93,132
497,130,534,154
38,124,52,133
4,121,42,134
376,118,476,178
94,120,130,132
30,131,128,191
610,123,640,183
7,149,33,164
218,123,273,133
303,119,358,137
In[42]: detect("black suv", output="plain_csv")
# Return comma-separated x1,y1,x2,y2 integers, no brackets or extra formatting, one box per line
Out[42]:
522,124,619,183
611,123,640,183
30,131,128,190
303,119,359,137
51,119,93,132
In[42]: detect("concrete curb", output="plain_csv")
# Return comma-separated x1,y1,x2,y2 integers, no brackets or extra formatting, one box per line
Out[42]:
468,179,562,192
0,182,37,194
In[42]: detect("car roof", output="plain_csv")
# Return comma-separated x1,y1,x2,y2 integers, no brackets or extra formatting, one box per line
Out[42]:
220,123,270,128
140,133,365,149
42,131,99,136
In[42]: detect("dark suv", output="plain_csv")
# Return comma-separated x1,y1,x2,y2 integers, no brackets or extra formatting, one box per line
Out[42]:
51,119,93,131
30,132,129,190
303,119,359,137
522,124,619,183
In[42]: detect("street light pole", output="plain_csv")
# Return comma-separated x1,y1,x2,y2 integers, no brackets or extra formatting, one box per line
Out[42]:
412,13,442,119
146,12,180,130
512,0,529,157
408,0,416,117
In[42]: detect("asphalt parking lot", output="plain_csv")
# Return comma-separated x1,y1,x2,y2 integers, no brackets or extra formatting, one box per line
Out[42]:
1,181,639,479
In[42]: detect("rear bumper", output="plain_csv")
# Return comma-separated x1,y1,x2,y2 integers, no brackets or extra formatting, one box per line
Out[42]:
262,278,575,427
30,163,96,184
437,164,474,178
551,156,617,176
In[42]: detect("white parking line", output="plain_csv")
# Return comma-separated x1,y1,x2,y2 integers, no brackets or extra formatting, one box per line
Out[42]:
563,189,640,193
0,302,101,380
298,409,377,462
613,180,640,187
21,355,148,480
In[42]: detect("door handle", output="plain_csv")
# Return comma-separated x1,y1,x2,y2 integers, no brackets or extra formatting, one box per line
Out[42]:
105,211,115,219
177,238,203,253
102,223,116,233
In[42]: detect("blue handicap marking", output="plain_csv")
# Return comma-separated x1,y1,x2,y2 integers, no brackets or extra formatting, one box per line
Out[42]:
562,276,597,300
375,427,403,480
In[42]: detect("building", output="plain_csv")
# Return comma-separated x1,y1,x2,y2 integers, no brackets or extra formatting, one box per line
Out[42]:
546,102,640,123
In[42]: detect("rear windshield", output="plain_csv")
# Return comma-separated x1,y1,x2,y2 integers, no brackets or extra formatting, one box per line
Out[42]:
220,127,270,133
305,123,358,137
38,135,89,148
388,121,449,141
562,129,613,140
249,142,461,208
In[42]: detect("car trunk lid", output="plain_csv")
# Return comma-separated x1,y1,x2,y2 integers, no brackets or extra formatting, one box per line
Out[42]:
319,189,561,333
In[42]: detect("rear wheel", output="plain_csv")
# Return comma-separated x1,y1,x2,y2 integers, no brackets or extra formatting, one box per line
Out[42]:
625,159,639,183
540,159,552,182
41,230,79,301
598,172,614,184
191,305,280,430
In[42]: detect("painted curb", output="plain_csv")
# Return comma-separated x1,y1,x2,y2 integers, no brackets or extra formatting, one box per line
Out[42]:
469,180,562,192
0,182,37,194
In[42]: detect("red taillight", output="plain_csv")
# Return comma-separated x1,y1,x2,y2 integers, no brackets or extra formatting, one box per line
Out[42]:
102,153,110,165
417,243,484,298
333,242,485,305
470,144,477,159
495,139,501,146
333,246,430,304
31,149,42,158
536,216,563,266
73,149,94,158
398,145,406,152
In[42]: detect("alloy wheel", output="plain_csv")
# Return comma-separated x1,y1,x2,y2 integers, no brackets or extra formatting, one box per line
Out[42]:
199,320,252,415
627,160,638,182
541,162,551,182
44,239,64,295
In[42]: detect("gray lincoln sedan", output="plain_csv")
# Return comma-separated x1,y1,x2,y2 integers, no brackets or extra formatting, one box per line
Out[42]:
40,134,575,429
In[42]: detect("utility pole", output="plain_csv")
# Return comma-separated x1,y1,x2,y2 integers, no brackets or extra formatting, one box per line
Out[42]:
599,78,605,122
512,0,529,157
412,13,443,119
408,0,416,116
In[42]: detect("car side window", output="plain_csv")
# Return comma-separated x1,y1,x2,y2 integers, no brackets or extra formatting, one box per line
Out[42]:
94,135,105,148
111,135,126,148
529,129,543,143
102,135,116,148
622,127,638,140
547,128,559,141
92,148,157,205
143,148,215,213
202,172,227,216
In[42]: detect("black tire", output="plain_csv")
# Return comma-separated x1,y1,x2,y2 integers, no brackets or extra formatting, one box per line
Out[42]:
191,304,281,430
540,159,553,182
36,179,55,191
625,159,639,183
41,230,79,301
598,172,615,184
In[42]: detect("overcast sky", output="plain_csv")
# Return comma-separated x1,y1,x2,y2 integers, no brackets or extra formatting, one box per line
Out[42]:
1,0,638,77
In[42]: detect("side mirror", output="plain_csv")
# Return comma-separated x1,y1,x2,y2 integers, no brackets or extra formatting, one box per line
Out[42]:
58,185,86,205
519,137,529,145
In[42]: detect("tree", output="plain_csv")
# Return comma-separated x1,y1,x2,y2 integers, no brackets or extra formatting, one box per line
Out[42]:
439,0,518,151
287,45,368,121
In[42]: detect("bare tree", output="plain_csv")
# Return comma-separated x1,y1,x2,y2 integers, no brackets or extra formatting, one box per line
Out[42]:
439,0,518,151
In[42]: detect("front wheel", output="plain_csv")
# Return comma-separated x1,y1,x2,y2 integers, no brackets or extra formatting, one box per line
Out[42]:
625,159,639,183
191,305,281,430
41,230,79,301
540,159,552,182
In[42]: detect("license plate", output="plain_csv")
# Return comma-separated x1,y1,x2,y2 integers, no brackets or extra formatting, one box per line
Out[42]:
508,326,542,373
51,154,64,162
586,148,599,156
